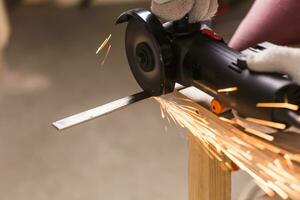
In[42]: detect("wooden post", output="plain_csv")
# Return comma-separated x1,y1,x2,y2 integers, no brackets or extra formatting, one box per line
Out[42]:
188,133,231,200
173,88,235,200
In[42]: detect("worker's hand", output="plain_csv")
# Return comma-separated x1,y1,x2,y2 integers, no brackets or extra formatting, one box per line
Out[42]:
247,45,300,85
151,0,218,23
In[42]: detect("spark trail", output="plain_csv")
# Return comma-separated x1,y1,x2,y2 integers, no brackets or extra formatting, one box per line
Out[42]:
154,95,300,200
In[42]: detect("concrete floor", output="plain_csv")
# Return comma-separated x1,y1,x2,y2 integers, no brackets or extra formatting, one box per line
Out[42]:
0,2,264,200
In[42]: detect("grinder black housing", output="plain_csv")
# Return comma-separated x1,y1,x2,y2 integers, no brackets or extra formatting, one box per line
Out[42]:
116,8,300,129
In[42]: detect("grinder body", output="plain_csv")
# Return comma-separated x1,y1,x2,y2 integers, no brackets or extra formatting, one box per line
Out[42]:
171,32,300,123
117,8,300,129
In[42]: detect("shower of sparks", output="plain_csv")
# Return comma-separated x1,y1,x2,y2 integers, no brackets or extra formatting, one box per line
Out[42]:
96,34,112,55
101,44,112,66
154,95,300,200
256,103,299,111
217,87,238,93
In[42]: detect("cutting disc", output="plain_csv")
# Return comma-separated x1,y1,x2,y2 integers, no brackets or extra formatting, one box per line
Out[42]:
125,17,174,96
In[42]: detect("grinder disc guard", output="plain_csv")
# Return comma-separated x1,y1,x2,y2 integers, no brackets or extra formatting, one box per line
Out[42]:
116,9,175,96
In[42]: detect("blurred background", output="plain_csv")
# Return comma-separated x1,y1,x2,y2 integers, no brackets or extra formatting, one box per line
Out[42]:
0,0,267,199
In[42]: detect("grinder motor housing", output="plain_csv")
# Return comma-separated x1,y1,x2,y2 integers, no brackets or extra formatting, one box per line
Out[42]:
116,8,300,129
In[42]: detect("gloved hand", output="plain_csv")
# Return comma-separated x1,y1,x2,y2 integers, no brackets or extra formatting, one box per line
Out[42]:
151,0,218,23
247,45,300,85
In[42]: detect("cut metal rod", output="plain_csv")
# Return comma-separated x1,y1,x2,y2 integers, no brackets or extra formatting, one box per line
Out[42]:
53,91,151,130
52,84,186,131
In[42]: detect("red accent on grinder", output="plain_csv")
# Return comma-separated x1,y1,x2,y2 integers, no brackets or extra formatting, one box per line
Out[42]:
201,28,223,41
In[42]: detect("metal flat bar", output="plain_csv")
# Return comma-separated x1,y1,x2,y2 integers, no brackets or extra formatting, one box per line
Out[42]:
52,91,151,130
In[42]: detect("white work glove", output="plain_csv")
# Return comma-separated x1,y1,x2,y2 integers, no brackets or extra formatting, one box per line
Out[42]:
151,0,218,23
247,45,300,85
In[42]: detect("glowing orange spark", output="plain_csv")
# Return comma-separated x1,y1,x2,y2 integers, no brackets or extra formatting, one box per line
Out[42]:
244,128,274,141
284,154,295,171
246,117,286,130
256,103,299,111
254,180,276,197
267,181,289,199
217,87,238,93
101,44,112,66
96,34,112,54
219,117,235,124
193,81,218,95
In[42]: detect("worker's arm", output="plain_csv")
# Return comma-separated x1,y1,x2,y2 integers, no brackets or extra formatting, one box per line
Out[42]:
229,0,300,51
228,0,300,85
151,0,218,23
